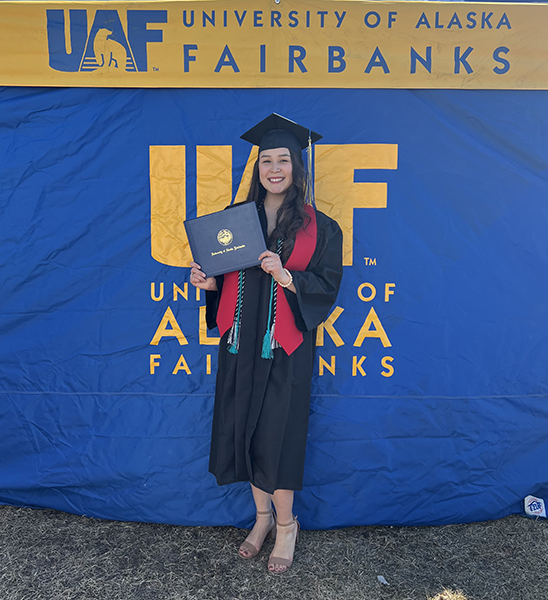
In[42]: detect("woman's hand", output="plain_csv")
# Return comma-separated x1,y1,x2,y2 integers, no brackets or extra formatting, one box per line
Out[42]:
189,261,218,291
259,251,290,286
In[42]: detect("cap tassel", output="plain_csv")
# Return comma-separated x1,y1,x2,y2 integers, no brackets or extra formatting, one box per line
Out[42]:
305,133,314,206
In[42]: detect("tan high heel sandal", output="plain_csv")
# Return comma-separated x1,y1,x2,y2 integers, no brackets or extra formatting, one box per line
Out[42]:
268,515,300,573
238,510,277,559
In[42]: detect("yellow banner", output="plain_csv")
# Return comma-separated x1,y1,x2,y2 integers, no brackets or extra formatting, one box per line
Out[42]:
0,0,546,89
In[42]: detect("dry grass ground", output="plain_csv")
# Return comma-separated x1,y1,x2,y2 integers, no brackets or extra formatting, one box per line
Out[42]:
0,505,546,600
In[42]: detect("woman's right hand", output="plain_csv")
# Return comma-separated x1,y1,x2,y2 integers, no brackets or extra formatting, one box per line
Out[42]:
189,261,218,291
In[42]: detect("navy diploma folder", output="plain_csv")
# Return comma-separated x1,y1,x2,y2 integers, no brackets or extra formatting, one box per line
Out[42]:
184,203,267,277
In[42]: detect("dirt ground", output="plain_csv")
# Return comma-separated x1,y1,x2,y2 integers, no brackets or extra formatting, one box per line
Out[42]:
0,506,546,600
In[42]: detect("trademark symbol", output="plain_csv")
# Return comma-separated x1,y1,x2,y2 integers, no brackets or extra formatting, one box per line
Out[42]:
153,67,159,72
364,257,377,266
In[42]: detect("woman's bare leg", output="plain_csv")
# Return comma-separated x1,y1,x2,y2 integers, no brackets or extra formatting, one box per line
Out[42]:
238,484,275,558
269,489,298,572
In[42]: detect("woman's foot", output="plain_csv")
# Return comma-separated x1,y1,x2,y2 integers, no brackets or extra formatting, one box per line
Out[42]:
268,516,300,573
238,510,276,559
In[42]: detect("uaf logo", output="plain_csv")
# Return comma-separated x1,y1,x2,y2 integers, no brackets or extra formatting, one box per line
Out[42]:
46,9,167,72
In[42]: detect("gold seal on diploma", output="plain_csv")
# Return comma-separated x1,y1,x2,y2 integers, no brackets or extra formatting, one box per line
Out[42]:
217,229,233,246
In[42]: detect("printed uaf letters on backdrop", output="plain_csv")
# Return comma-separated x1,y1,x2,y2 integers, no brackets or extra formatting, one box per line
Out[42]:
47,9,166,72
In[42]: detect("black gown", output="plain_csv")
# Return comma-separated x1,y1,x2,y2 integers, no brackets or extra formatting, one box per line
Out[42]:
206,204,343,494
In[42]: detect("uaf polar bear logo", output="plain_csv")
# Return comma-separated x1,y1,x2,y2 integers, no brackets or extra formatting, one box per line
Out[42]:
93,29,128,70
46,9,168,73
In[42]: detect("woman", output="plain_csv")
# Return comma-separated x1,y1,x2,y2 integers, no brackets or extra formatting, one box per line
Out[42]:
190,114,343,573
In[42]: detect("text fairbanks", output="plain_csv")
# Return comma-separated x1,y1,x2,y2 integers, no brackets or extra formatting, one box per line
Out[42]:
182,43,511,76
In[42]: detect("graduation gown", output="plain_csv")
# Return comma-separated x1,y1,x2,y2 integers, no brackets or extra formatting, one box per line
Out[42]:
206,204,343,494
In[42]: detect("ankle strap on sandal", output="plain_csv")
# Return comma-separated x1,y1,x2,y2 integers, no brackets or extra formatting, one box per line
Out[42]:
277,515,298,528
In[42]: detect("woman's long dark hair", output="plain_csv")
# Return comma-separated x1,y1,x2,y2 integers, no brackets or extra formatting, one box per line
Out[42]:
245,148,310,262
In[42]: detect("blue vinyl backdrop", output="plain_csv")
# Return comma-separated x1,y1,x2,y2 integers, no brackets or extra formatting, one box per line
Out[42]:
0,87,546,527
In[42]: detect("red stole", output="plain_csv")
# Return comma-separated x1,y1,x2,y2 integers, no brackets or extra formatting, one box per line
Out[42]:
217,204,317,356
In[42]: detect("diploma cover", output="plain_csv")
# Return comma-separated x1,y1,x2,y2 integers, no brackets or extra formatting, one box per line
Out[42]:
184,203,267,277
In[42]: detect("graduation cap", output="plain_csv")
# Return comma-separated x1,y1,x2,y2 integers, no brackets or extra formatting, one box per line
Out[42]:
240,113,322,156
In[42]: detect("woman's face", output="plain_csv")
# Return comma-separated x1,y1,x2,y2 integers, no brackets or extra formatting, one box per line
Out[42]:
258,147,293,196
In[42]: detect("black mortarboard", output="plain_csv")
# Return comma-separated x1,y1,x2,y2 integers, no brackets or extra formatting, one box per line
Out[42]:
240,113,322,155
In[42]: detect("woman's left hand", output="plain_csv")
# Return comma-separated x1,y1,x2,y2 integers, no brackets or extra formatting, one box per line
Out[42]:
259,250,286,283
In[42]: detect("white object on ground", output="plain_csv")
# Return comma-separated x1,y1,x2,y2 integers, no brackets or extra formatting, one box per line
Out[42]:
524,495,546,518
377,575,390,585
